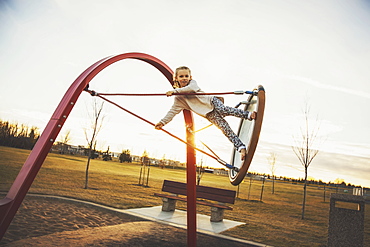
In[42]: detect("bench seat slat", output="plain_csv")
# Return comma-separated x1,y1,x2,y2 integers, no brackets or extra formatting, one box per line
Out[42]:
196,187,236,204
196,191,235,204
161,180,236,204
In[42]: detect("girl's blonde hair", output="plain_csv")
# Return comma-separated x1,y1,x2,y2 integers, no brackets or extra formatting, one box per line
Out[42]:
173,66,191,88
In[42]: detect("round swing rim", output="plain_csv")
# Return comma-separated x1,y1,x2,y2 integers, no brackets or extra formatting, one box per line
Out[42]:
228,85,265,186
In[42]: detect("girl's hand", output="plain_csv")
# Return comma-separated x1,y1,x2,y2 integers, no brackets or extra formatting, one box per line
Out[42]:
166,91,174,96
240,148,246,161
251,111,257,120
155,122,164,129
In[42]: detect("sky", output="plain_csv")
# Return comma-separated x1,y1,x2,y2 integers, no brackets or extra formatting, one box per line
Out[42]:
1,0,369,188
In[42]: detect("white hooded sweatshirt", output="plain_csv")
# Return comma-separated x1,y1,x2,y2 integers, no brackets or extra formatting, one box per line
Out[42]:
160,80,214,125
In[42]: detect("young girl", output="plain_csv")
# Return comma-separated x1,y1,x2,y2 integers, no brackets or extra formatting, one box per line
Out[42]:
155,66,256,161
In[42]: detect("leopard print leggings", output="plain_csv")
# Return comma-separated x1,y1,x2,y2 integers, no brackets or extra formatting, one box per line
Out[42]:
205,97,249,151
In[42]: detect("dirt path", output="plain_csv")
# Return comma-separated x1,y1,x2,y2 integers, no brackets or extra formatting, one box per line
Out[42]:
0,195,260,247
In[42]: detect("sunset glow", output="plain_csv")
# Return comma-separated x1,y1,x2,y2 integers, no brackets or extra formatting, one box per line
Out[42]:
1,0,369,187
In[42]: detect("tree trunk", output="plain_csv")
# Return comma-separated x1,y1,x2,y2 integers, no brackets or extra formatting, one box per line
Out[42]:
247,176,253,200
260,177,265,202
84,149,92,189
301,167,308,219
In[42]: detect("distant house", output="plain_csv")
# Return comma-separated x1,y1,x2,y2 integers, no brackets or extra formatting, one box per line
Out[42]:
52,143,88,156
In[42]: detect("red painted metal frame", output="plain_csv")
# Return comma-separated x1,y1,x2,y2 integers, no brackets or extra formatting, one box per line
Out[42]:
0,52,197,246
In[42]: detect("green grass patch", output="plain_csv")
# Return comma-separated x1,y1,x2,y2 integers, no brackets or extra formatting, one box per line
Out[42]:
0,146,369,246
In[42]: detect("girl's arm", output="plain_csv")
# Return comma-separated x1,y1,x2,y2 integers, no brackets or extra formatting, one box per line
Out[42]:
156,98,185,127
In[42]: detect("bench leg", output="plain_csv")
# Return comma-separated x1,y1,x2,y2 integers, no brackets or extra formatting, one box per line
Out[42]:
161,198,177,212
210,207,225,222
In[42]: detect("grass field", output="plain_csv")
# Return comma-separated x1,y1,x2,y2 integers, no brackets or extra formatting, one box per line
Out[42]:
0,146,369,246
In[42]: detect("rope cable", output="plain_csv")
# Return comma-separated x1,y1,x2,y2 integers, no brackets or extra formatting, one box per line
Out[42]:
84,88,240,170
93,93,223,163
88,90,256,97
194,123,213,133
99,92,237,96
186,127,238,171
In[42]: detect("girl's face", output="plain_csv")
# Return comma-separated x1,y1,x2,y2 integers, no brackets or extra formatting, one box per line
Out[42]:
176,69,192,88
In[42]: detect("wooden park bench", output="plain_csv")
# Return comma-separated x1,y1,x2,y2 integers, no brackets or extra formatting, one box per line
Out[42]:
154,180,236,222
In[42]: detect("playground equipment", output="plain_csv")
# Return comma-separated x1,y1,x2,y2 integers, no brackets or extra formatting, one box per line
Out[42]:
229,85,265,185
0,52,265,247
88,87,265,178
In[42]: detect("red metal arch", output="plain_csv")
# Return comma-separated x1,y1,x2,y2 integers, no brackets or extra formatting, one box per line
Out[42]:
0,52,197,245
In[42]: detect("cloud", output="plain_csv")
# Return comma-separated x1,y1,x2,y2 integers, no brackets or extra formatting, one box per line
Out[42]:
254,141,370,187
285,74,370,99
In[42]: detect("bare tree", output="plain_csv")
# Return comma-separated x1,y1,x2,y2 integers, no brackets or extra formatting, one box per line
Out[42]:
119,149,132,163
159,154,166,169
139,150,150,187
267,152,277,194
196,158,205,185
61,130,71,144
84,99,105,189
59,130,71,154
292,103,321,219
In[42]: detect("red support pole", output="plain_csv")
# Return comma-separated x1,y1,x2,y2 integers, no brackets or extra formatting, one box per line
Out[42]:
0,52,176,240
0,52,199,245
184,110,197,247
